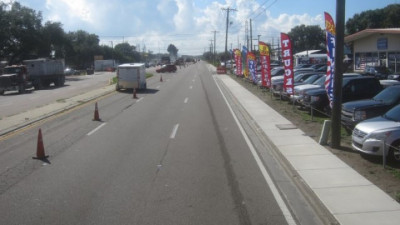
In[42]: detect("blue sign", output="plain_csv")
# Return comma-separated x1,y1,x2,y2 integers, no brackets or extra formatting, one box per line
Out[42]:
377,38,388,50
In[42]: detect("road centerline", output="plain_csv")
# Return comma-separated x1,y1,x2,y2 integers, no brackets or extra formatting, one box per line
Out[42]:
87,122,107,136
170,123,179,139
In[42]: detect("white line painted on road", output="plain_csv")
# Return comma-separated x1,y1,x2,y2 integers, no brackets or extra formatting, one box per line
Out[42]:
184,97,189,103
170,124,179,139
156,85,160,89
213,76,296,225
189,86,193,89
136,97,144,102
87,123,107,136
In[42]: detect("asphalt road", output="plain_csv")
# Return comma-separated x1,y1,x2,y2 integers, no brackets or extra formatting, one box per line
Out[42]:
0,71,115,118
0,62,319,224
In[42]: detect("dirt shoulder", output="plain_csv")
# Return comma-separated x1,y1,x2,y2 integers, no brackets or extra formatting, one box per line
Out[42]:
230,74,400,202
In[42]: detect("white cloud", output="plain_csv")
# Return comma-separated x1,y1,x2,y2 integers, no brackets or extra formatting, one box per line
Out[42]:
173,0,194,32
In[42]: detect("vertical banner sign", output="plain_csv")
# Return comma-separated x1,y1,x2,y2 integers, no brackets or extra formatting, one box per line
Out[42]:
242,46,249,78
259,41,271,87
247,52,256,81
234,49,242,76
325,12,336,108
280,33,294,95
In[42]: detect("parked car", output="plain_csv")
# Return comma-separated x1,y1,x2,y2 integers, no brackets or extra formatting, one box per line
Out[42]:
341,85,400,133
302,76,382,115
387,74,400,81
363,65,392,80
156,64,177,73
270,66,285,77
352,104,400,162
274,72,324,97
290,75,327,103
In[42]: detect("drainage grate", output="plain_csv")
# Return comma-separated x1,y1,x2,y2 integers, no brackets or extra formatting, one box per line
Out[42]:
276,124,297,130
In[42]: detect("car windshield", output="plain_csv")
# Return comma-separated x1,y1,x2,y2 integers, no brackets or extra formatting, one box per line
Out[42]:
271,68,283,76
373,87,400,104
383,104,400,121
313,76,326,85
3,67,21,74
300,74,320,84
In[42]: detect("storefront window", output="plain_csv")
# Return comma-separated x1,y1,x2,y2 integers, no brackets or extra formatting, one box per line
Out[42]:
388,52,400,73
355,52,379,70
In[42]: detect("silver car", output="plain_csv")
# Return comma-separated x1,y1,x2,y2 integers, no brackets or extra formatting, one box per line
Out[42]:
352,104,400,162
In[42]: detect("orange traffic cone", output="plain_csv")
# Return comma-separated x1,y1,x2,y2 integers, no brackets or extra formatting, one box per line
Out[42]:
160,75,163,82
93,102,101,121
33,128,48,160
133,88,138,99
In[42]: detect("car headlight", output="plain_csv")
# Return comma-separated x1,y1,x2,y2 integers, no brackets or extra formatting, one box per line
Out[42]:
354,110,366,121
367,131,391,141
311,96,320,102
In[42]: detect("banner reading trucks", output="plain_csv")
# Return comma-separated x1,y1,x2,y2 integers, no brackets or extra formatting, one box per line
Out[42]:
280,33,294,95
259,41,271,87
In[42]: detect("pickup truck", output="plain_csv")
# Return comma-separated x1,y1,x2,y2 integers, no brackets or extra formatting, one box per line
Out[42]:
341,85,400,133
301,76,382,116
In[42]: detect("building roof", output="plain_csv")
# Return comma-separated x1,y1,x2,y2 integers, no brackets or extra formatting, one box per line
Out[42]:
294,50,321,56
345,28,400,43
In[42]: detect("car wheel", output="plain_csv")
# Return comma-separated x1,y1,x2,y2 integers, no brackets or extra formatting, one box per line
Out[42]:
389,140,400,163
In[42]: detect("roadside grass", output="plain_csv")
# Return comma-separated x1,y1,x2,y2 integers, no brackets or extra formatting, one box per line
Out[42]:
230,73,400,200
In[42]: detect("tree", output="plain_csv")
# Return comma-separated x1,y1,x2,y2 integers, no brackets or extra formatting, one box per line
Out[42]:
65,30,100,69
167,44,178,58
0,2,43,63
38,21,67,58
346,4,400,34
288,25,325,54
114,42,139,63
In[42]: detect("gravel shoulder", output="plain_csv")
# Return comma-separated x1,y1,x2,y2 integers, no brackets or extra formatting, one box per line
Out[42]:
230,74,400,202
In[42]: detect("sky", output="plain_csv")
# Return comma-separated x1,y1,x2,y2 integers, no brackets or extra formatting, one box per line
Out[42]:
12,0,400,56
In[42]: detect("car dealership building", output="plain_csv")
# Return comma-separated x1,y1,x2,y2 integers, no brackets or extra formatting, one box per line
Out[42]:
345,28,400,73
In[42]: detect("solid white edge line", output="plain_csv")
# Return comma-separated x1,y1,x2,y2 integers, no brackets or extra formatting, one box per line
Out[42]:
87,123,107,136
170,123,179,139
213,76,296,225
137,97,144,102
184,97,189,103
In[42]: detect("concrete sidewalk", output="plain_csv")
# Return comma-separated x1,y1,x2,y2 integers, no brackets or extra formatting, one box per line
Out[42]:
215,74,400,225
0,85,115,136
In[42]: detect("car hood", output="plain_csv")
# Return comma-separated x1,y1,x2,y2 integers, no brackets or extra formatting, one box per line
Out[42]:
342,99,385,111
355,116,400,133
294,84,321,91
305,88,326,95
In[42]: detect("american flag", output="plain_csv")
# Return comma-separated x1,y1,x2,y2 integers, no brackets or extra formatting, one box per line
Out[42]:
324,12,336,108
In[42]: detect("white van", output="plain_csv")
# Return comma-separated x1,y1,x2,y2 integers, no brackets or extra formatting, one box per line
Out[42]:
116,63,147,91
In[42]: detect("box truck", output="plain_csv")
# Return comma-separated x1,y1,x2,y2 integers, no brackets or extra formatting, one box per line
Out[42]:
116,63,147,91
23,58,65,89
0,58,65,94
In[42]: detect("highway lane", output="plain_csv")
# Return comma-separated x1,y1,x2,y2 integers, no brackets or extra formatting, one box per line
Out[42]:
0,71,116,118
0,62,291,224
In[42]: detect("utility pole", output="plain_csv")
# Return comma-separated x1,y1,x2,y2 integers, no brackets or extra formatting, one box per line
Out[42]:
209,39,214,63
245,20,249,49
331,0,346,148
222,7,237,66
212,30,218,65
250,19,253,51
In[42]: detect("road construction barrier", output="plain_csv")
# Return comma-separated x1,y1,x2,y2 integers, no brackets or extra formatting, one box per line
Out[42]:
33,128,48,160
216,66,226,74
